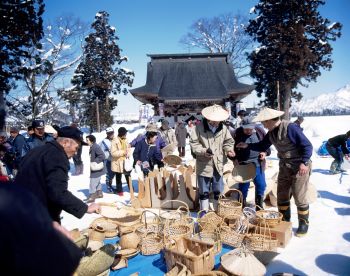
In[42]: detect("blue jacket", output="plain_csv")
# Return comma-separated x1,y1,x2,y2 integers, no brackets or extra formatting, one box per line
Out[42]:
130,133,166,152
133,138,163,175
22,134,55,157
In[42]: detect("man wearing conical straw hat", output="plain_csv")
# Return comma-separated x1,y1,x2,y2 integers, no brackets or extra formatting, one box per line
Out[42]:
190,104,235,212
236,107,313,236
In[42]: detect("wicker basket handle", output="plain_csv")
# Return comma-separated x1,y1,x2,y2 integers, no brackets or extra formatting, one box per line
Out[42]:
140,210,160,229
176,205,190,217
221,189,243,203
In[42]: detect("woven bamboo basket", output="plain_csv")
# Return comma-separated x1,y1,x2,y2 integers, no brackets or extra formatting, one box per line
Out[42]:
164,237,215,274
219,224,246,248
256,209,283,227
89,225,105,241
197,211,223,232
217,189,243,218
164,219,192,243
159,200,189,224
192,230,222,255
247,220,278,252
139,231,164,255
90,217,118,238
112,201,142,226
193,272,228,276
135,210,163,238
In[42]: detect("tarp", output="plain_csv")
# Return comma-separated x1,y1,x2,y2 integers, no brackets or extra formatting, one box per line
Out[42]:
104,237,233,275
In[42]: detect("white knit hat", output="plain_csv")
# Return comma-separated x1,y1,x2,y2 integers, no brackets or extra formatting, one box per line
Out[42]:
252,107,284,122
201,104,229,121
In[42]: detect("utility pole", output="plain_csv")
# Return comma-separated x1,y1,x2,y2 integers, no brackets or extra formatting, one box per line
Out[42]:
96,98,100,132
277,80,281,111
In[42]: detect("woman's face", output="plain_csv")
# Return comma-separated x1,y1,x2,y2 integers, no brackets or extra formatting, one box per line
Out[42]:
148,135,157,144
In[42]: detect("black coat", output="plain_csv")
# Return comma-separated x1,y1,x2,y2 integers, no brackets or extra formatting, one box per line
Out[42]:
15,140,87,222
0,183,82,276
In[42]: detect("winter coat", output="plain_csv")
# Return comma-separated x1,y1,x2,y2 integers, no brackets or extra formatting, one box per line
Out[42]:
9,133,26,169
133,138,163,175
111,136,129,173
233,126,271,168
175,124,187,147
190,119,235,177
14,140,88,222
89,142,105,178
130,133,166,152
328,134,350,155
159,127,177,146
22,133,55,157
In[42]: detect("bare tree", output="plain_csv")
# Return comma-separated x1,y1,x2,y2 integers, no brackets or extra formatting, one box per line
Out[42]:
7,14,87,124
180,12,254,79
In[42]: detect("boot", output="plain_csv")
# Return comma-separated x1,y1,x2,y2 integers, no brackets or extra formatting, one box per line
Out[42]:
255,195,264,211
330,160,340,174
200,199,209,212
85,192,97,203
296,206,309,237
278,201,291,222
212,199,218,212
96,190,103,198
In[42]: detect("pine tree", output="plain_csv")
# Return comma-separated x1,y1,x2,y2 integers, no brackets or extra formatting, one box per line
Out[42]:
246,0,342,118
71,11,134,131
0,0,44,128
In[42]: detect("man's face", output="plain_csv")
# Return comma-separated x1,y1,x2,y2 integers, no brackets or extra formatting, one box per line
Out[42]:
10,131,18,138
262,119,277,131
63,138,80,158
34,127,45,138
208,120,220,128
107,132,114,139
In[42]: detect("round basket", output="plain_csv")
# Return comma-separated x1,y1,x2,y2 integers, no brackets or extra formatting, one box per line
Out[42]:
192,230,222,255
139,231,164,255
89,225,105,241
197,211,223,232
163,220,192,243
232,163,256,182
256,210,283,227
90,217,118,238
159,200,189,224
218,189,243,218
135,210,163,238
163,154,182,166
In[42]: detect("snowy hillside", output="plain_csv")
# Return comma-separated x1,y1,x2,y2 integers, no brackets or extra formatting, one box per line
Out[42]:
291,84,350,115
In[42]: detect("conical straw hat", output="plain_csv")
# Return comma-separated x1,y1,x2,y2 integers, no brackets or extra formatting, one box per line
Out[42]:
44,125,57,134
232,163,256,182
252,107,284,122
202,104,229,121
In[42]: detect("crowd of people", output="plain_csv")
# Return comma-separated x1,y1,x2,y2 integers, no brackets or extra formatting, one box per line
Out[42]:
0,106,349,274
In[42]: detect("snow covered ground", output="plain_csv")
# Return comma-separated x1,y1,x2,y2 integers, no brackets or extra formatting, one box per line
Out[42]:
61,115,350,276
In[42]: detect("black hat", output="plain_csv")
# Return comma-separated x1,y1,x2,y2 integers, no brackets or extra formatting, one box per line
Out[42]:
32,119,45,128
118,127,128,136
57,126,88,145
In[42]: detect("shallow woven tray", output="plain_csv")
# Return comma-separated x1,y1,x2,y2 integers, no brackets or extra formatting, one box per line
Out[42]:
115,248,140,259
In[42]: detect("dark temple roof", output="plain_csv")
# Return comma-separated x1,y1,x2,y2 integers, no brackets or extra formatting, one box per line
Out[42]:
130,53,255,104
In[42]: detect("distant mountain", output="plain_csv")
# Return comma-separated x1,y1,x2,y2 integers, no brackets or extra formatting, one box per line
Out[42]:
290,84,350,115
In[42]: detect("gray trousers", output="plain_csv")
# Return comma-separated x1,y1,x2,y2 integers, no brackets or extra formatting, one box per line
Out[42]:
89,176,102,194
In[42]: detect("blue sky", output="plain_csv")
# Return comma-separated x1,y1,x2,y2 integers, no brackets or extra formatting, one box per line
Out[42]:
44,0,350,113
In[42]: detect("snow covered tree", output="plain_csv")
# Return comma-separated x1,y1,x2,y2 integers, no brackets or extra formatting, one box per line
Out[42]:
180,12,254,79
7,15,87,124
0,0,44,128
246,0,342,118
71,11,134,131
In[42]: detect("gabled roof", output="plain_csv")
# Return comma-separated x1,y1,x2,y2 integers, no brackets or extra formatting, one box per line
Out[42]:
130,53,255,104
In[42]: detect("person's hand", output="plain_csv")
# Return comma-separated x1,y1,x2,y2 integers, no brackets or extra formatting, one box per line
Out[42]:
136,160,142,165
345,154,349,160
52,221,73,241
204,152,213,158
227,150,235,159
87,203,100,214
259,152,267,160
298,163,309,176
236,142,248,149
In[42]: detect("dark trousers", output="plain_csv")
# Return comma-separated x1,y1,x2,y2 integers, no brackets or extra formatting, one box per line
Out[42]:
105,160,116,185
178,147,185,157
115,171,131,193
73,146,83,166
326,143,343,168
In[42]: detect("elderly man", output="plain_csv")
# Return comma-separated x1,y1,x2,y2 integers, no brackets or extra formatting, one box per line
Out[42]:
159,119,177,146
15,126,100,223
190,104,235,211
236,107,313,236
